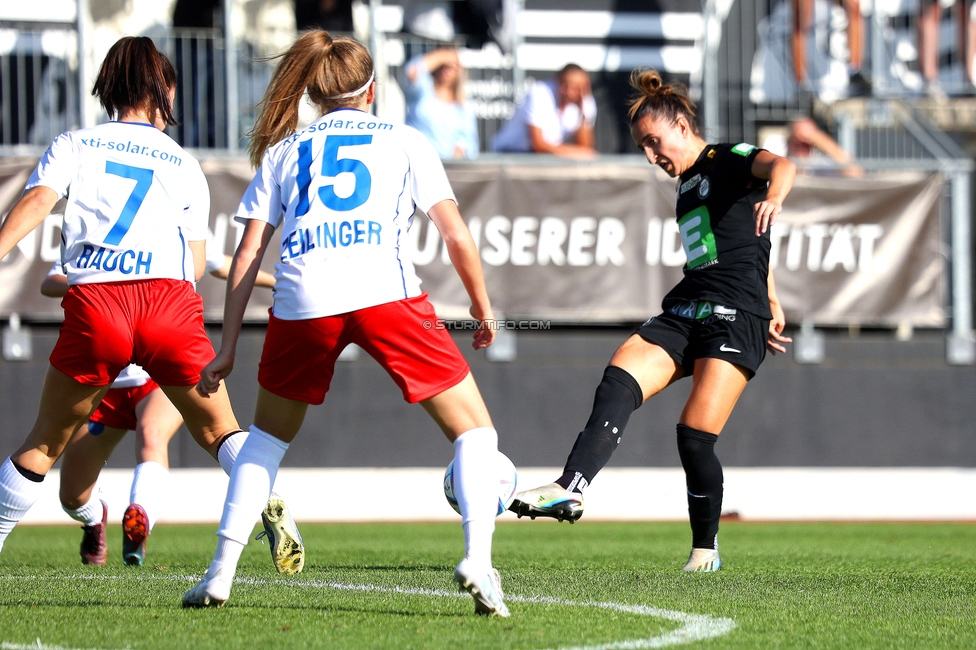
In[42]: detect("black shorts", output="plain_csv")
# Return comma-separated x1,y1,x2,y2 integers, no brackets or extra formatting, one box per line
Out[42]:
635,301,769,378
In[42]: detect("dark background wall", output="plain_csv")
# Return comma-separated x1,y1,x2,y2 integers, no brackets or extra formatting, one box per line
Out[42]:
1,325,973,470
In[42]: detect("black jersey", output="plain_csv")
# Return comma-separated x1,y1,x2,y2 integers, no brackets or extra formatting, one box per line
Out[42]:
662,142,773,319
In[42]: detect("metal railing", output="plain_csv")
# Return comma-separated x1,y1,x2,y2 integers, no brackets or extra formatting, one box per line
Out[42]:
0,27,79,148
0,24,519,155
699,1,976,364
702,0,976,144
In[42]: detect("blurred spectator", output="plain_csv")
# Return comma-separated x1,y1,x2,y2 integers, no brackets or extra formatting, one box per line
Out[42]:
493,64,597,158
402,1,456,42
918,0,975,95
403,48,479,159
401,0,503,47
243,0,296,57
792,0,869,95
295,0,353,33
787,117,863,176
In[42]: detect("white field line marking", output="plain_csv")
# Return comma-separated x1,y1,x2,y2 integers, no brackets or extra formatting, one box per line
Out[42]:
1,642,130,650
2,574,736,649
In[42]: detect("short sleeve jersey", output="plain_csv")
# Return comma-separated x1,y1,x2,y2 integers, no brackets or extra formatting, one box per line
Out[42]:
492,80,597,152
664,143,773,319
236,108,456,320
25,121,210,285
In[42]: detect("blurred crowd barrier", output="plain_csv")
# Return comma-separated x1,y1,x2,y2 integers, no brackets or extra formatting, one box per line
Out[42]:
0,155,946,329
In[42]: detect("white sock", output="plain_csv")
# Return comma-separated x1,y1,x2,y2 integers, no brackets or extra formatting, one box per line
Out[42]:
216,430,249,475
130,461,169,531
0,457,46,552
205,535,246,585
452,427,498,571
208,426,289,581
62,495,103,527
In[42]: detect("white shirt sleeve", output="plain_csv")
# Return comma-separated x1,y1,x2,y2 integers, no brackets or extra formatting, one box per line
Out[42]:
525,82,558,130
47,261,64,278
236,154,283,228
405,128,456,213
182,162,212,242
25,132,78,198
582,93,597,127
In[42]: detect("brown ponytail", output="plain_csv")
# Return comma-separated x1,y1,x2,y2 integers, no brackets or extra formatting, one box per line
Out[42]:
627,69,700,136
248,30,374,167
92,36,177,126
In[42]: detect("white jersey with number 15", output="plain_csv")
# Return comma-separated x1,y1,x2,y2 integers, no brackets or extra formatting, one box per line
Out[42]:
236,108,456,320
25,121,210,286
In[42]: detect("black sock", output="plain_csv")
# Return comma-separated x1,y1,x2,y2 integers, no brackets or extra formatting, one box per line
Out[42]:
11,460,44,483
557,366,643,493
676,424,723,549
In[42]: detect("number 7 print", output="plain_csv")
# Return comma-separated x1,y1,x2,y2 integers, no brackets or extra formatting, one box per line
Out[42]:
104,162,154,246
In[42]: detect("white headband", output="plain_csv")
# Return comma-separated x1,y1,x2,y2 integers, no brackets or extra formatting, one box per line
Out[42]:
326,73,374,100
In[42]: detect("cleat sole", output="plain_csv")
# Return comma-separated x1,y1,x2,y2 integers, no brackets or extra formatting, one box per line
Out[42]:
509,498,583,523
261,495,305,575
122,504,149,567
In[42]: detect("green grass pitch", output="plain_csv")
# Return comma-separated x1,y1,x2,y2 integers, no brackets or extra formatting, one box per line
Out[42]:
1,520,974,649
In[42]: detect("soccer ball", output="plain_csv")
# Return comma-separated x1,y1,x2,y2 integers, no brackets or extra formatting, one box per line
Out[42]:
443,451,518,516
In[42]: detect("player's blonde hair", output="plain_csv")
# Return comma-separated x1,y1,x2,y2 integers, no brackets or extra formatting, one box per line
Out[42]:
248,30,374,167
626,69,700,136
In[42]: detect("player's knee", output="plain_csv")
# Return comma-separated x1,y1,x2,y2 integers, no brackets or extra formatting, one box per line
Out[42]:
676,424,723,487
137,426,170,451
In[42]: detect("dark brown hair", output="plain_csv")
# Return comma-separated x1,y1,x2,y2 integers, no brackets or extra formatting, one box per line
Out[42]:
558,63,586,79
248,30,374,167
92,37,177,125
627,69,700,135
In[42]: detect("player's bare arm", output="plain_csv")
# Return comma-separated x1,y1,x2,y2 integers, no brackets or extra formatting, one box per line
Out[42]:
188,239,207,281
428,199,496,349
766,270,791,355
750,150,796,235
198,219,275,395
0,186,58,261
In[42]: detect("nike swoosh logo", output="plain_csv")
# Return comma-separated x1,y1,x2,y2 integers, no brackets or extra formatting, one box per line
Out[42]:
719,344,741,353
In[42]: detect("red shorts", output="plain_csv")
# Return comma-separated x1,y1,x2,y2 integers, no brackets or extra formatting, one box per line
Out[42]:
50,279,215,386
88,380,159,431
258,293,470,405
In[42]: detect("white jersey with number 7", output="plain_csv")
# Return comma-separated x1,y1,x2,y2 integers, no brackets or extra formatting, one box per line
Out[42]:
236,108,456,320
25,121,210,286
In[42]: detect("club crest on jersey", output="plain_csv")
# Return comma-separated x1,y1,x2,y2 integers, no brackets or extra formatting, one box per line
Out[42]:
698,177,710,198
679,174,701,195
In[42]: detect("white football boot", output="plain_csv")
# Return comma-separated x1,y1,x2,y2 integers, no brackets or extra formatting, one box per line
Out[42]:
182,568,232,608
453,558,510,617
682,547,722,572
508,482,583,522
255,492,305,574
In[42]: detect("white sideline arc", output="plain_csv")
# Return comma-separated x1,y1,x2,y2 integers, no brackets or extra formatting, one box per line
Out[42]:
233,576,737,648
1,574,736,649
